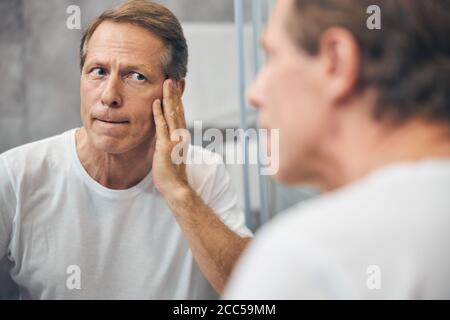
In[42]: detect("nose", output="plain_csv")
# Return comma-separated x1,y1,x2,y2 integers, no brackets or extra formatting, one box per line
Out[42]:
101,74,122,108
246,74,264,110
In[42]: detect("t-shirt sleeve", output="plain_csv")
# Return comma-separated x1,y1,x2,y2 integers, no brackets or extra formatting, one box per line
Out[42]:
188,148,253,238
0,157,16,260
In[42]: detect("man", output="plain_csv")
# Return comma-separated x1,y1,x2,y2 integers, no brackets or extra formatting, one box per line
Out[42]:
0,1,251,299
225,0,450,299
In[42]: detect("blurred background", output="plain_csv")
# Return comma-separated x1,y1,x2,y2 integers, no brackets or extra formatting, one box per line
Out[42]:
0,0,318,298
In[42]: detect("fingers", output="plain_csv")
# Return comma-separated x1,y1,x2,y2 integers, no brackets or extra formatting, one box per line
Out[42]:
162,79,186,132
174,80,187,128
152,99,169,142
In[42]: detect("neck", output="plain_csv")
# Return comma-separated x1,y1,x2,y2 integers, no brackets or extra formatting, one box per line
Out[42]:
317,117,450,191
75,128,155,190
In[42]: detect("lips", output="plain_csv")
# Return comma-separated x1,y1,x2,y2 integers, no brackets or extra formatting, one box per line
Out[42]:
94,116,129,124
96,119,129,124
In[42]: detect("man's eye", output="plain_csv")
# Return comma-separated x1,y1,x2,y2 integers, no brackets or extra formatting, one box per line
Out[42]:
90,67,106,77
130,72,146,82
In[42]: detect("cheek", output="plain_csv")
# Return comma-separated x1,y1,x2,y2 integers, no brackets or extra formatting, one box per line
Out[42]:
267,63,322,159
261,64,300,127
79,79,98,118
127,97,156,132
275,61,321,122
79,88,90,123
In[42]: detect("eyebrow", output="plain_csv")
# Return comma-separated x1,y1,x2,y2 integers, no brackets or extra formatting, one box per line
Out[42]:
85,60,153,73
124,63,153,72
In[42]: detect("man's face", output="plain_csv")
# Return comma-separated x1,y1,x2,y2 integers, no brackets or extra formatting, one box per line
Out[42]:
247,0,329,184
80,21,166,154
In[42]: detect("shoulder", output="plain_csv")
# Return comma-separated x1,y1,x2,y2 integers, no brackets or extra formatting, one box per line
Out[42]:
226,182,382,299
186,144,224,168
229,164,450,298
1,130,70,161
185,145,229,193
231,176,387,270
0,129,74,185
250,173,398,255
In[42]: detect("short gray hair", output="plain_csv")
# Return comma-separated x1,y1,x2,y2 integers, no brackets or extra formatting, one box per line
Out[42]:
80,0,188,81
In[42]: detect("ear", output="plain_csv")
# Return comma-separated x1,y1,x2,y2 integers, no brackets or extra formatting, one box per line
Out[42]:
317,27,361,105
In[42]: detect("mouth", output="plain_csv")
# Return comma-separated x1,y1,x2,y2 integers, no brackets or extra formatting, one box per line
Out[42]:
95,118,129,124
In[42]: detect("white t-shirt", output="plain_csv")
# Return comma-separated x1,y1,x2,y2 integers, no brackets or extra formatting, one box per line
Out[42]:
225,159,450,299
0,128,252,299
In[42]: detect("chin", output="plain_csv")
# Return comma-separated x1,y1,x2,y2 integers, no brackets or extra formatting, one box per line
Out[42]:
272,171,300,185
90,134,129,154
270,161,310,186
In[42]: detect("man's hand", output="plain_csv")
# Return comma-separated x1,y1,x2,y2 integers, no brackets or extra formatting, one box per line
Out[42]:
151,79,190,198
151,79,251,294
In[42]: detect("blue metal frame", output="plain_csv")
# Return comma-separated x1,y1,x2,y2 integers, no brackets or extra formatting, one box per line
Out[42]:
234,0,253,230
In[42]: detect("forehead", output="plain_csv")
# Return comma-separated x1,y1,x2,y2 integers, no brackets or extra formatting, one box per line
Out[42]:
86,21,165,65
263,0,293,45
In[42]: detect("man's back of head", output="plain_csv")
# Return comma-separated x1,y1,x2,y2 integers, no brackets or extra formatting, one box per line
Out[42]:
247,0,450,190
225,0,450,300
